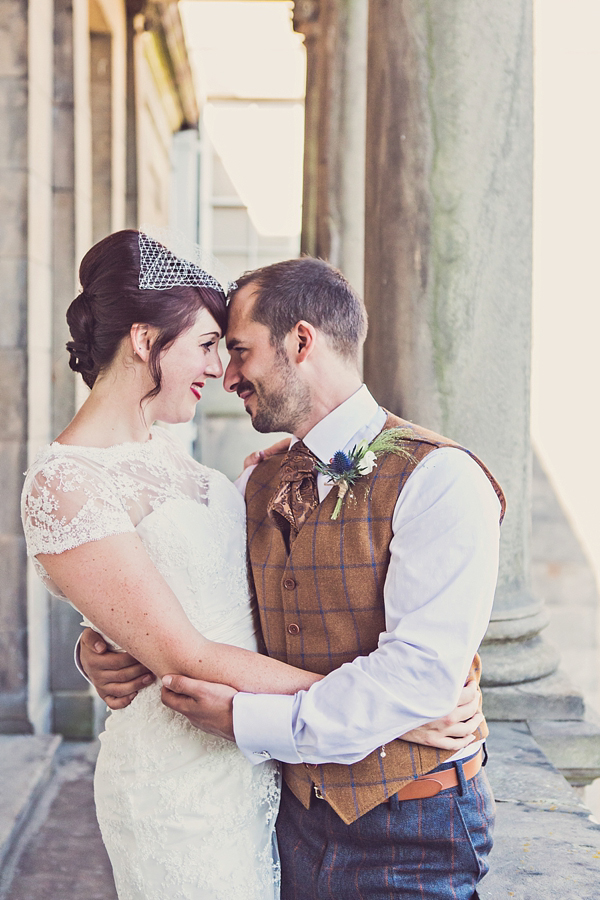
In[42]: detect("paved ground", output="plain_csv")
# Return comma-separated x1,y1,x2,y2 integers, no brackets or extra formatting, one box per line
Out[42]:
1,742,116,900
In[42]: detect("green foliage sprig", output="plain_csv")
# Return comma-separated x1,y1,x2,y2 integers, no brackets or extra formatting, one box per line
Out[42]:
315,428,415,520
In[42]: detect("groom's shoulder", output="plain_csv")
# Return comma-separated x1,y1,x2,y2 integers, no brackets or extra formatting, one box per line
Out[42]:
380,411,461,450
381,412,505,521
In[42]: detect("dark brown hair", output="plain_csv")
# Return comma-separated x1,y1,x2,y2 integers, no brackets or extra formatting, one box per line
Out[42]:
229,256,367,363
66,230,227,397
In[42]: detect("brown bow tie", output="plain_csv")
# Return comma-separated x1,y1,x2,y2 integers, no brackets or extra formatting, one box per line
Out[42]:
267,441,319,539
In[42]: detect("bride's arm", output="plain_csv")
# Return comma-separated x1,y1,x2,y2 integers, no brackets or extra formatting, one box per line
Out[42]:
38,532,322,695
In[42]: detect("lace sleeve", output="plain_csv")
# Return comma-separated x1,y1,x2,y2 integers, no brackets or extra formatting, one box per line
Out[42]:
21,453,136,558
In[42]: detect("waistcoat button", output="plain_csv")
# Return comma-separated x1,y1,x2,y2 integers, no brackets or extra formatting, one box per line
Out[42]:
287,623,300,635
283,578,296,590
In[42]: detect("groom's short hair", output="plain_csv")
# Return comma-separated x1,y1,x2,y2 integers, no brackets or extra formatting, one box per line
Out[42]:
230,257,368,363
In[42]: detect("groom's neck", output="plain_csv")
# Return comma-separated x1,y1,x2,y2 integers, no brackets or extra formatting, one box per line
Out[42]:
293,373,363,439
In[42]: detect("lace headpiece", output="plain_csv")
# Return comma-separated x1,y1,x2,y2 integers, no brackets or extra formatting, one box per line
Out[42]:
138,226,236,294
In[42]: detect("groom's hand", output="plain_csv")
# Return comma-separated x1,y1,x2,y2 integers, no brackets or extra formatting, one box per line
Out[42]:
161,675,237,742
79,628,155,709
401,677,484,751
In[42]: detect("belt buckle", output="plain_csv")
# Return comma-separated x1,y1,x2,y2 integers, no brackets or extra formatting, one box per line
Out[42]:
313,784,324,800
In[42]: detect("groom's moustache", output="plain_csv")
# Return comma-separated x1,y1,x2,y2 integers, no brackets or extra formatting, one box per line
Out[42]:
237,380,255,397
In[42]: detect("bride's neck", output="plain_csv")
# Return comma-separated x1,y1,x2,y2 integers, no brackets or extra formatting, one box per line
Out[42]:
56,364,155,447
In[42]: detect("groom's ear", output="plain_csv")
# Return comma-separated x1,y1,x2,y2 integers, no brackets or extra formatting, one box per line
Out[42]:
289,320,317,363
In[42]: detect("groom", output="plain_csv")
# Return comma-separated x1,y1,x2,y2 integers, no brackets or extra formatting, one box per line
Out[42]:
81,257,504,898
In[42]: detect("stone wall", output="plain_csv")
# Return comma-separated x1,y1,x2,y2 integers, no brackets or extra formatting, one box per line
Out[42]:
0,0,200,736
0,0,55,733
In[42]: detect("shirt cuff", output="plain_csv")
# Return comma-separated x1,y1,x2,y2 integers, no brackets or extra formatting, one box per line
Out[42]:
74,633,92,684
232,692,303,765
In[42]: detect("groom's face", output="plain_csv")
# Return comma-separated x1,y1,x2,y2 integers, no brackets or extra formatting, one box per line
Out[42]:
224,283,311,434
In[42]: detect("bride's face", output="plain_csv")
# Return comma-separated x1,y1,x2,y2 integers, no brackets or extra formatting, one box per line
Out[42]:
151,307,223,424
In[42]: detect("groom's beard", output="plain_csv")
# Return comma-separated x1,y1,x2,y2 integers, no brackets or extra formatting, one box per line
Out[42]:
238,357,311,434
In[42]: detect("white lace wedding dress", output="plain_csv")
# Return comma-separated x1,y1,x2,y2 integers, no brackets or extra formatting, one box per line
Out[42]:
21,426,281,900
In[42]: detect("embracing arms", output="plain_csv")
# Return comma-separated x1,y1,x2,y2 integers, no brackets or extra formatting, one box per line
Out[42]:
78,629,485,750
40,532,322,696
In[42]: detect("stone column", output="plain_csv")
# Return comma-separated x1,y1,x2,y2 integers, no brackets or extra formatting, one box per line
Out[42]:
50,0,95,737
52,0,90,437
90,31,113,244
0,0,54,733
293,0,321,258
0,0,32,734
293,0,368,293
335,0,367,294
124,0,143,229
364,0,578,718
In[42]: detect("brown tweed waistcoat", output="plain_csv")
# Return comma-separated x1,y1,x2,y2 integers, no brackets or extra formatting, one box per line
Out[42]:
245,412,505,824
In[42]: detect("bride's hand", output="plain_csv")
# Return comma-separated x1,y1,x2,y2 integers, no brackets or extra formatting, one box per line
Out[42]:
400,678,484,751
242,438,290,470
79,627,155,710
161,674,237,741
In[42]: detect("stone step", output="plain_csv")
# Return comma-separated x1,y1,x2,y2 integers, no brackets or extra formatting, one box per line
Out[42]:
528,711,600,785
0,735,62,874
482,722,600,898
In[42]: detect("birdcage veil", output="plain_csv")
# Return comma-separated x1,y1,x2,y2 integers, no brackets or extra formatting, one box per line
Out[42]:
138,226,236,294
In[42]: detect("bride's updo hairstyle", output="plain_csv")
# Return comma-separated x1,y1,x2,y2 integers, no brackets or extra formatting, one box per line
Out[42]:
66,230,227,397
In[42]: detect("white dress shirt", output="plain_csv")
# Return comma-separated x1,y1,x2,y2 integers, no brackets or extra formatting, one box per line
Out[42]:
233,385,501,766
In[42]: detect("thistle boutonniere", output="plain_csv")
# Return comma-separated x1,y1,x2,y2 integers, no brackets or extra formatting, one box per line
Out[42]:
315,428,415,520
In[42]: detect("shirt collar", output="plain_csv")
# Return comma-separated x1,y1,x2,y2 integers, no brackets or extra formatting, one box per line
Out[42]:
294,385,382,464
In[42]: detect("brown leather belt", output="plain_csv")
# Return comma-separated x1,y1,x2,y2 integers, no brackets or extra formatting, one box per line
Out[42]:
394,748,483,802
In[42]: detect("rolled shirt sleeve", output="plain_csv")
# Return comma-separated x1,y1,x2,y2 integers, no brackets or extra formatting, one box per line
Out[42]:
233,446,501,765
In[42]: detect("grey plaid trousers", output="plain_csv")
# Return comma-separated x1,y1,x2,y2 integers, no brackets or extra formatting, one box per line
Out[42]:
276,752,495,900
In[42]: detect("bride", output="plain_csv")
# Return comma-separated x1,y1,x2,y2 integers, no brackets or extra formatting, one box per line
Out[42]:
21,230,481,900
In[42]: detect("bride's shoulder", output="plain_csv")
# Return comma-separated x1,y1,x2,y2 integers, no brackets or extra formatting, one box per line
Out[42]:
24,442,89,480
22,442,119,507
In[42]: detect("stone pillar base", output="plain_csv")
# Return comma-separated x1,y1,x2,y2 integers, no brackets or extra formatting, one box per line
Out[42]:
484,669,585,721
480,634,560,686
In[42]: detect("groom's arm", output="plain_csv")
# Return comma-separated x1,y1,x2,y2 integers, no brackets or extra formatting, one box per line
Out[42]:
160,671,483,748
79,632,484,747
